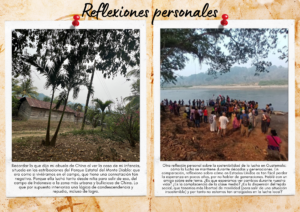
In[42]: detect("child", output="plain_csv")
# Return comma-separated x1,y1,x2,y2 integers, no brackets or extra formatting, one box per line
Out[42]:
182,110,188,119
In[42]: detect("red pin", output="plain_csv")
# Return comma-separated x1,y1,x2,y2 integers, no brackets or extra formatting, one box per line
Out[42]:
72,15,80,27
221,14,229,26
221,19,228,26
222,14,229,20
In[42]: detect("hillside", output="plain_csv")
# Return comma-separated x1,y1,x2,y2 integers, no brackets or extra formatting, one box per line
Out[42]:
37,93,85,107
163,65,288,87
37,93,47,100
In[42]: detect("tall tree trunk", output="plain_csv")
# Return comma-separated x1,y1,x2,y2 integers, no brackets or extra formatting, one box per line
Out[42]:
81,67,95,130
101,113,105,132
45,89,55,146
50,91,69,146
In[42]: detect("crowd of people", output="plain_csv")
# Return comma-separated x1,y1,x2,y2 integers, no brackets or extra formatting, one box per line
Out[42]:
161,95,282,157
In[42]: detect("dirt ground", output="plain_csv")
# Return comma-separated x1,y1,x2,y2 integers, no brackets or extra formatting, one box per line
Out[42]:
160,106,288,161
12,120,139,162
12,119,91,132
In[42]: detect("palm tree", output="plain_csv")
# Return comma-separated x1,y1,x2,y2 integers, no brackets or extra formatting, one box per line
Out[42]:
12,77,38,98
86,107,101,128
92,98,114,131
50,62,87,146
124,69,140,110
22,55,67,146
12,79,20,93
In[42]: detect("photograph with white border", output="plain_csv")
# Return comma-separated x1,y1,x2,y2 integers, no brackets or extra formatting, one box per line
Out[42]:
6,20,146,197
154,20,295,196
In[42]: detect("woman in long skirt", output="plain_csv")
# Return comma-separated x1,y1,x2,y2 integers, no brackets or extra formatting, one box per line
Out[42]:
248,109,253,130
210,112,217,132
190,106,195,121
252,108,256,127
232,113,240,130
261,109,268,133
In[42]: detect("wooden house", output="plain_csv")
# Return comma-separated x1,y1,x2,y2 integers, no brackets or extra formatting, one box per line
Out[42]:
18,97,76,122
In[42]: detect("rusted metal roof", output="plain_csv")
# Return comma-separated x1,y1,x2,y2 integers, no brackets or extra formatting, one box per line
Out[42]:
21,97,75,113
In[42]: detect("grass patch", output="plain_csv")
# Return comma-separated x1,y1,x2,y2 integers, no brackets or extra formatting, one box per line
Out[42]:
259,80,288,86
69,129,102,136
68,129,124,143
13,137,30,146
12,120,93,132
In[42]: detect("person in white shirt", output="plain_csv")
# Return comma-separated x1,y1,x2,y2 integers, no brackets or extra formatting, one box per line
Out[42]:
219,112,229,137
185,105,190,119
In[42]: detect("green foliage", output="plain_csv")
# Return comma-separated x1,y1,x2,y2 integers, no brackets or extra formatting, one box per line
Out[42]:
12,77,38,98
43,96,51,102
12,30,31,77
16,29,140,80
92,98,114,131
106,99,139,147
124,69,140,110
13,137,29,146
161,28,288,84
68,103,83,112
86,107,101,128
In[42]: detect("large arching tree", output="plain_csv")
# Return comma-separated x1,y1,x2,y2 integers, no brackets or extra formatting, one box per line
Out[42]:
50,60,88,146
79,29,140,130
160,28,288,84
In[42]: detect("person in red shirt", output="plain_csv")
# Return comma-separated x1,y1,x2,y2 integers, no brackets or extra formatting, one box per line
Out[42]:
203,107,208,123
266,129,282,152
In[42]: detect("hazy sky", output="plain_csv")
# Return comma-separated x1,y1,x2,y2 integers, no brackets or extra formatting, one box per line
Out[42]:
176,31,288,77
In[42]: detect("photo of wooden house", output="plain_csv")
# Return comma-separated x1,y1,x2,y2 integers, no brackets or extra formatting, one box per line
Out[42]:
11,28,141,162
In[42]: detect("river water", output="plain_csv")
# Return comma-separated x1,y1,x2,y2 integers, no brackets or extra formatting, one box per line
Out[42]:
161,87,289,112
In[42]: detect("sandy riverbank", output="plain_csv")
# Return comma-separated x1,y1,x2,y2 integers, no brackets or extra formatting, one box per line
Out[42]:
192,85,288,89
162,85,288,90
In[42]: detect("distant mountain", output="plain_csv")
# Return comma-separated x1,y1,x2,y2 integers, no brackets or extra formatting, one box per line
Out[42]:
162,65,288,87
37,93,47,100
37,93,85,107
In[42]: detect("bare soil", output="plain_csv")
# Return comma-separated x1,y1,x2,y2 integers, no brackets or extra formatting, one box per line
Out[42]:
160,107,288,161
12,120,139,162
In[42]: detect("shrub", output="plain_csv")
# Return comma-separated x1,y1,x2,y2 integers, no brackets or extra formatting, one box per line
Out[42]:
106,101,139,147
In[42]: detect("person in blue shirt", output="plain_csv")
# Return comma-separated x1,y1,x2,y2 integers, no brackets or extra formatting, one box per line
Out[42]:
239,110,250,137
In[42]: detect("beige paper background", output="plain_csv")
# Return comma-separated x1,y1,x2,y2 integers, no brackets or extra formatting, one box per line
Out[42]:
1,0,300,211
